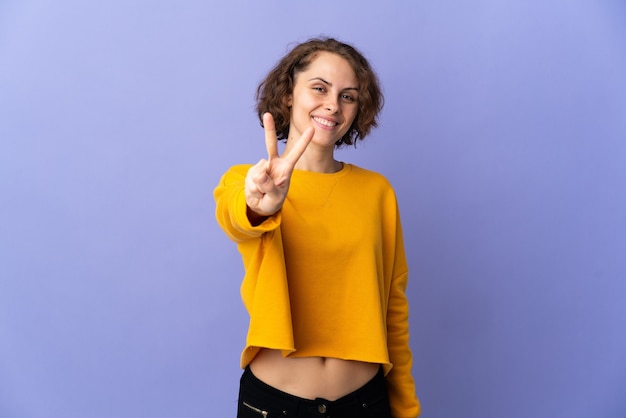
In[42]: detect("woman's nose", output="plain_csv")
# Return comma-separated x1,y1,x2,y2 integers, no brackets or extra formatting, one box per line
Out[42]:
324,96,339,113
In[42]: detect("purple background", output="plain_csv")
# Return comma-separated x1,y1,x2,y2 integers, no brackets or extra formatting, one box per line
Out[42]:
1,1,625,417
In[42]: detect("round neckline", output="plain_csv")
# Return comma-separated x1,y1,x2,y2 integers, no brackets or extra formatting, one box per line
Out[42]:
293,162,352,178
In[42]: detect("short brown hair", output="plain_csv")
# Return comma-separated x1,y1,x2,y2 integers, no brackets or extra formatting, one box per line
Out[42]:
256,37,384,147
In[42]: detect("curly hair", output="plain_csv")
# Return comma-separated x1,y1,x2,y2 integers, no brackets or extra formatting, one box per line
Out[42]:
256,37,384,147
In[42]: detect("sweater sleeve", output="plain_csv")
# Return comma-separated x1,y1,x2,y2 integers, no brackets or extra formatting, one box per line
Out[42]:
214,165,297,359
214,165,281,243
386,269,421,417
385,199,421,417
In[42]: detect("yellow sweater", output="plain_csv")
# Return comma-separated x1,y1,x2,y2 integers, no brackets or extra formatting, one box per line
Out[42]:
214,163,420,417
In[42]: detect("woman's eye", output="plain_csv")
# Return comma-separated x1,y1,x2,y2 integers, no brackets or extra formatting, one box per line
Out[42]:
341,94,354,102
313,86,325,92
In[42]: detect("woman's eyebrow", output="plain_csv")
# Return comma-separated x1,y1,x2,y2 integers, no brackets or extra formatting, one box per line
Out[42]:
308,77,331,85
308,77,358,91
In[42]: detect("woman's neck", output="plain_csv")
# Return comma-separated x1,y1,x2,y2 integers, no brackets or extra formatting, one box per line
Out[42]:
286,141,341,173
294,155,342,173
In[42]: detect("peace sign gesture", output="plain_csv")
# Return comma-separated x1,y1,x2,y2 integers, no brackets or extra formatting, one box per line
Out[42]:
245,113,314,223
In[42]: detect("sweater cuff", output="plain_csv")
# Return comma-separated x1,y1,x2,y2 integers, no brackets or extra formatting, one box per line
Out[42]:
231,188,281,236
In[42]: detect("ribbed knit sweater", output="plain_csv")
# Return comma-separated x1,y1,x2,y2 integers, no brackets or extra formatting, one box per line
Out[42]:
214,163,420,417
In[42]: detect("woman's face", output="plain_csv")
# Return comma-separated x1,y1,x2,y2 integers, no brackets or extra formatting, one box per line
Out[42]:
287,51,359,148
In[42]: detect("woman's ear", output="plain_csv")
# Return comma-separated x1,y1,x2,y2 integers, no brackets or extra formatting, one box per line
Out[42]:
285,95,293,107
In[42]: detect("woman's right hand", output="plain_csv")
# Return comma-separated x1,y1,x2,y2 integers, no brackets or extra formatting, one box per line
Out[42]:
245,113,314,222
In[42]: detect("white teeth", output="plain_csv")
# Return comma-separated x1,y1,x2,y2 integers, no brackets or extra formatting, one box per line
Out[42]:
313,117,337,127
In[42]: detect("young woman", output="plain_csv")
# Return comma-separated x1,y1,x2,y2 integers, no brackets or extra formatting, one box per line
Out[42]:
214,37,420,418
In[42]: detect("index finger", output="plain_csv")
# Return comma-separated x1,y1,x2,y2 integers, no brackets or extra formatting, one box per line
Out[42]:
263,113,279,159
283,126,314,166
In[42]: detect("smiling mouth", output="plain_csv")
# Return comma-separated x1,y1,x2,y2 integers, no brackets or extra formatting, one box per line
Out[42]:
312,116,338,128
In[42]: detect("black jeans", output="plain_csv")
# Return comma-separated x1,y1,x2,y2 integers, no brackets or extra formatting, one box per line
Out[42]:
237,366,392,418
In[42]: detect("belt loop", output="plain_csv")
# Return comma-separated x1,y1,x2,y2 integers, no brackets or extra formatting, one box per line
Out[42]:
293,396,303,417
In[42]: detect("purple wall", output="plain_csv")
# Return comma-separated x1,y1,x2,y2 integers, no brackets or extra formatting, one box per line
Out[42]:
1,1,625,417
